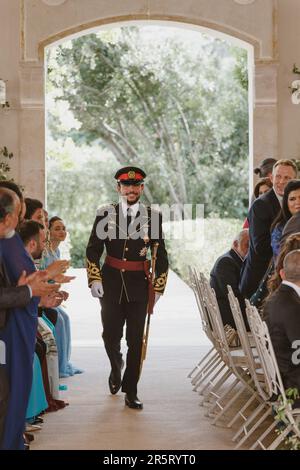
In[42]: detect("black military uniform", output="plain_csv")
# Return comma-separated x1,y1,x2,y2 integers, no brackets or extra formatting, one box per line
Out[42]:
86,167,168,409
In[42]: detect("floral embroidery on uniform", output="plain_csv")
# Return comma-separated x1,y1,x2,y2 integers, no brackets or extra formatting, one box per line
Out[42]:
139,246,148,257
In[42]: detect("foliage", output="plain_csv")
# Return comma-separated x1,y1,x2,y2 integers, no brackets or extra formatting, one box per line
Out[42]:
47,26,249,216
46,26,250,267
0,146,14,181
46,149,119,267
273,388,300,450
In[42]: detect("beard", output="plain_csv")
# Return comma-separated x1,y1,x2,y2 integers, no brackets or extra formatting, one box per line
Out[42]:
32,248,43,260
123,193,141,205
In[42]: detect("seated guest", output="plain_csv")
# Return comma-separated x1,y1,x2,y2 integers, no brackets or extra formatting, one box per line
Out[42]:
42,216,82,378
271,180,300,259
210,229,249,329
264,250,300,402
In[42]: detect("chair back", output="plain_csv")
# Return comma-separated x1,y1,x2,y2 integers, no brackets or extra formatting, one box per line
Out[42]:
246,301,287,403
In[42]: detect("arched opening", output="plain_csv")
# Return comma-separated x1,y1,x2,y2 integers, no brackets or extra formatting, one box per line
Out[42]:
45,20,253,275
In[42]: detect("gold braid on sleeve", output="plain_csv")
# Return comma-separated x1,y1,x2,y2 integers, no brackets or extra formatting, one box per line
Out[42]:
154,272,168,293
86,258,102,287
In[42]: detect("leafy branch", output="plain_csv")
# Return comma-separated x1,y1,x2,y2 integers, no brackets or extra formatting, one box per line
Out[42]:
273,388,300,450
0,146,14,181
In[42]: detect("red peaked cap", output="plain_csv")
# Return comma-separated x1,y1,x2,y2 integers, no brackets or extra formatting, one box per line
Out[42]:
114,166,146,183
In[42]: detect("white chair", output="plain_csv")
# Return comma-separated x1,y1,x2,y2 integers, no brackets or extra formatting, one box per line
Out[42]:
188,268,230,400
246,303,300,450
227,288,273,448
200,278,258,426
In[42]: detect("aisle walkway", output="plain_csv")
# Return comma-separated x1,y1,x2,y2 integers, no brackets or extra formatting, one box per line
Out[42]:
32,269,235,450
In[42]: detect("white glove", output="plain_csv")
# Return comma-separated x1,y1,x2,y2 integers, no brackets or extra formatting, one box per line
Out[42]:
91,281,104,298
154,293,161,305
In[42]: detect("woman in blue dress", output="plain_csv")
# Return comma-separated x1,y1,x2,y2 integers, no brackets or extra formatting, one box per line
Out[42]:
25,352,48,423
42,216,83,378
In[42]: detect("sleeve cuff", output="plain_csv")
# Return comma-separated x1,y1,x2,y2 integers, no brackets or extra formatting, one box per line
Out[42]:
26,285,33,298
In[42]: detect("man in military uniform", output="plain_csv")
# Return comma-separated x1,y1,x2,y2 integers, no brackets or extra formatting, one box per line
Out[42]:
86,166,168,409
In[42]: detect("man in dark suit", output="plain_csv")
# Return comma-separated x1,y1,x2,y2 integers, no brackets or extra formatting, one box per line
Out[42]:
86,167,169,410
240,160,298,299
264,249,300,398
281,211,300,247
210,229,249,329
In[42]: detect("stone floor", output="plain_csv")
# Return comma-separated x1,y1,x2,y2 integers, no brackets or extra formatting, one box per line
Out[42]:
31,269,241,450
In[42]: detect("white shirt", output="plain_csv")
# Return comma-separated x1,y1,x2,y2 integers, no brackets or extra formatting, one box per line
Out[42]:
120,199,140,219
282,280,300,298
273,189,283,207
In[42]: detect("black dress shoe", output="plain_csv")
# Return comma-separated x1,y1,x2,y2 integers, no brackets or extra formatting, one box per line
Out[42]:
125,393,143,410
109,359,124,395
33,417,44,424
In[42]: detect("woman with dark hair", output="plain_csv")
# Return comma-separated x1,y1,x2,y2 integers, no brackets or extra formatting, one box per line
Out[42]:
253,177,273,199
267,232,300,296
24,198,45,225
243,177,273,229
271,180,300,259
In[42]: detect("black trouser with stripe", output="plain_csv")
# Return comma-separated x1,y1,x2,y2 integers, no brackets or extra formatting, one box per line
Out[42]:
100,295,147,395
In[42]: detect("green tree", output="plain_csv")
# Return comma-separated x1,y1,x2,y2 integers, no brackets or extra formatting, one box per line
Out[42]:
47,26,249,215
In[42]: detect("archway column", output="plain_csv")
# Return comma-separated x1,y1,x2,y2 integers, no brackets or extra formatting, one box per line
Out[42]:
19,61,46,201
253,61,279,169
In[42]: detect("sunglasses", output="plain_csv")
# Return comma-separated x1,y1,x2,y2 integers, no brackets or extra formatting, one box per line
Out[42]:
119,181,143,187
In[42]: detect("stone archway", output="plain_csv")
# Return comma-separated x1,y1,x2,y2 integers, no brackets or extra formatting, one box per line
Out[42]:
18,0,278,201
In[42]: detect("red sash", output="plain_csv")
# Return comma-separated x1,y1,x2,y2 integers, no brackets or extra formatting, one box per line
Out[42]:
105,255,155,314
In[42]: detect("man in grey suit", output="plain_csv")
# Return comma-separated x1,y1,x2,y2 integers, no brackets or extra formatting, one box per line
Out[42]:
0,187,56,444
